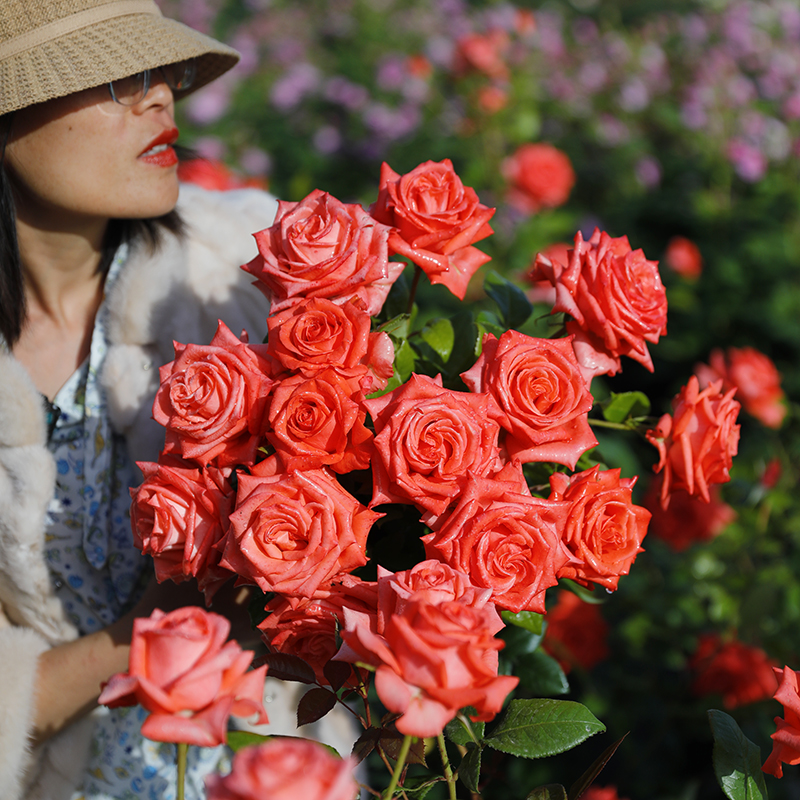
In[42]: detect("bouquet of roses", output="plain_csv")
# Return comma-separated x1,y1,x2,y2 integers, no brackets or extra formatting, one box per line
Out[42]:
120,158,741,798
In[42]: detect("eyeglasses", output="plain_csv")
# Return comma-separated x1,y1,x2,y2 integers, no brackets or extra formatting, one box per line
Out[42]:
107,59,197,106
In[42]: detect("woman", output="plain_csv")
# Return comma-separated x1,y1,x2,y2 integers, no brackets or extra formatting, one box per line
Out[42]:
0,2,354,798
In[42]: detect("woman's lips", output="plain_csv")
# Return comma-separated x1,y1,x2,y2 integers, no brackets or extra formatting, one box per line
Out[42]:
139,127,180,166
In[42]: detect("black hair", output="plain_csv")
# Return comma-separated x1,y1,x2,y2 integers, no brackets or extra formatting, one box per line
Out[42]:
0,114,187,347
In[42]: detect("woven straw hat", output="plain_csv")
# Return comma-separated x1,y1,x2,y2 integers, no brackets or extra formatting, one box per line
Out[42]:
0,0,240,116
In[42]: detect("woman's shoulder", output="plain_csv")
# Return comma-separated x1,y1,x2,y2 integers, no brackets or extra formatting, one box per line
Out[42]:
0,352,47,449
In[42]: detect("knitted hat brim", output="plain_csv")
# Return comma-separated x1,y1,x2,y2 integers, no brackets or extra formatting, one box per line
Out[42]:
1,12,239,116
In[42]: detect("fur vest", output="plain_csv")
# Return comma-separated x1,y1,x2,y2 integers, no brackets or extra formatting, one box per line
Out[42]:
0,185,355,799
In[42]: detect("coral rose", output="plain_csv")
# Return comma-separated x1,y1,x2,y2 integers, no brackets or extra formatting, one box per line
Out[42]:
691,634,778,710
335,561,518,738
244,189,405,315
548,467,650,591
265,296,394,394
542,590,610,674
371,159,495,299
130,459,234,599
266,369,373,474
98,607,268,747
644,477,735,552
205,739,359,800
531,229,668,381
696,346,786,429
502,143,575,214
461,331,597,469
220,469,379,603
422,473,571,613
258,576,377,686
763,666,800,778
153,321,272,469
664,235,702,279
364,373,505,520
646,376,741,509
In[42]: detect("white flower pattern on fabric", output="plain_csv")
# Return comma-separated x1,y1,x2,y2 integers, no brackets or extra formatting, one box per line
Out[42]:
42,245,230,799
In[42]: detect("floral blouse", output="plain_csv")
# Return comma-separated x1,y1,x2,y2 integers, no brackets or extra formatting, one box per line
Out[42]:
41,246,229,799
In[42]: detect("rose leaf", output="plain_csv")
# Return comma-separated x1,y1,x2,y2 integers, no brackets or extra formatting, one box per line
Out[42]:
226,730,272,753
484,270,534,330
458,743,482,794
445,709,484,747
351,727,381,764
323,659,353,692
254,652,316,684
567,733,628,800
483,699,605,759
297,687,338,727
708,710,767,800
501,609,545,636
601,392,651,424
514,650,570,698
379,728,427,766
527,785,568,800
420,317,455,364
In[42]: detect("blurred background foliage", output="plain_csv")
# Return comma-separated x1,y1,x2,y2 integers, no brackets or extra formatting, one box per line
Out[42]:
162,0,800,796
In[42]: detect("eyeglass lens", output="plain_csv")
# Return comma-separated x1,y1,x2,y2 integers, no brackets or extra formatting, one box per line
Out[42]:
108,59,197,105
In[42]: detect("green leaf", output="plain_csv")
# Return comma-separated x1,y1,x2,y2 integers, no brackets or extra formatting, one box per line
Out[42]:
297,687,338,727
445,711,485,747
393,339,417,384
484,270,534,329
484,699,605,759
400,776,440,799
447,311,485,379
380,730,427,766
420,317,455,363
528,785,568,800
459,744,482,794
708,710,768,800
379,313,411,341
502,609,544,635
475,310,506,339
227,730,271,753
514,650,570,697
601,392,651,424
560,578,607,605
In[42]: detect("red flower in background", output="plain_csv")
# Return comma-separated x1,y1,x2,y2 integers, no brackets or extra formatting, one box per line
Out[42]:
502,143,575,214
452,30,510,80
644,476,736,551
549,467,650,591
542,590,610,674
696,346,786,429
580,787,630,800
461,330,597,469
98,608,268,747
178,158,266,191
691,634,778,709
530,229,667,382
371,159,495,300
664,235,703,279
244,189,404,316
647,376,740,509
763,666,800,778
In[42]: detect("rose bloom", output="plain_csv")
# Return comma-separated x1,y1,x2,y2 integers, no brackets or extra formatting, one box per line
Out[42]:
205,739,359,800
335,561,518,738
243,189,405,315
266,369,373,474
265,296,394,395
696,346,786,429
130,458,234,600
524,242,569,305
461,331,597,469
258,576,377,686
98,607,268,747
548,467,650,591
452,30,510,80
691,634,778,709
422,472,572,614
530,229,668,381
370,159,495,300
364,373,504,520
644,476,735,552
647,376,741,509
502,143,575,214
153,321,273,469
542,590,610,674
763,666,800,778
664,235,702,279
220,469,379,603
178,158,266,191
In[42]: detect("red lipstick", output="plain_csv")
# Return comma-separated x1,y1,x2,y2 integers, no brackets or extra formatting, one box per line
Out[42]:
139,127,180,166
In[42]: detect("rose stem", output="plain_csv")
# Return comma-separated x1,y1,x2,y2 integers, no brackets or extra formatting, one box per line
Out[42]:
406,265,422,315
176,742,188,800
437,733,458,800
383,734,413,799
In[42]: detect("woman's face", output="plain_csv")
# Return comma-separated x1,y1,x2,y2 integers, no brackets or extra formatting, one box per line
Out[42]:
5,73,180,228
